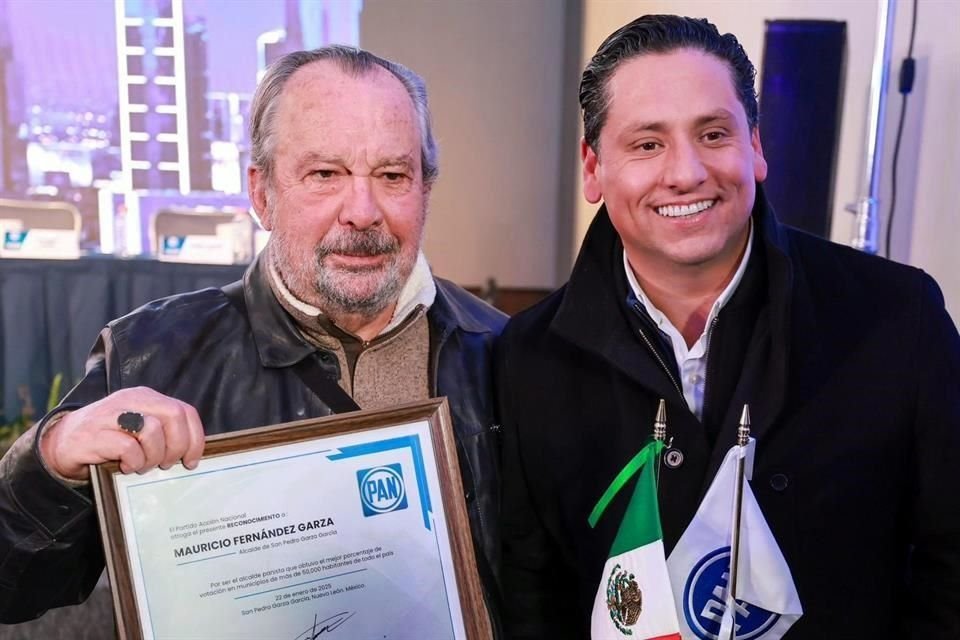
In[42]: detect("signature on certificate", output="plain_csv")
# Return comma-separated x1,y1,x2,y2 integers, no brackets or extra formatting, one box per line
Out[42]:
292,611,356,638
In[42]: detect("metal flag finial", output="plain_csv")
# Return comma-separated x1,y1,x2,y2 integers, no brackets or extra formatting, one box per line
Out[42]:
737,404,751,447
653,399,667,442
724,403,753,638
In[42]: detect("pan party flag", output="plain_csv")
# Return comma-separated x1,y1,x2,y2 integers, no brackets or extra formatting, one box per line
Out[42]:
666,440,802,640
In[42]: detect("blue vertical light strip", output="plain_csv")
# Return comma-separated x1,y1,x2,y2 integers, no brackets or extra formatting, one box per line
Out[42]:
327,434,433,531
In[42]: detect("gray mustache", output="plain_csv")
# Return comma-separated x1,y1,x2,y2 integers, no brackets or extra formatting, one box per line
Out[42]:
317,231,399,258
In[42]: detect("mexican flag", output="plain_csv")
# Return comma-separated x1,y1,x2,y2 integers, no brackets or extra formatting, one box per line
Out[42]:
666,440,802,640
589,440,681,639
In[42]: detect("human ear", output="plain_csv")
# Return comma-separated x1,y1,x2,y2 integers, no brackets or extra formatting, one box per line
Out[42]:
248,166,274,230
751,128,768,183
581,138,603,204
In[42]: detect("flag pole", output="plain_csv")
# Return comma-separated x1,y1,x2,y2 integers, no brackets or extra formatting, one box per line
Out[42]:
722,404,751,640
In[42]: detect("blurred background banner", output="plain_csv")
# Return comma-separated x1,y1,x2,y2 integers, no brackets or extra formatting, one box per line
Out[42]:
1,0,364,260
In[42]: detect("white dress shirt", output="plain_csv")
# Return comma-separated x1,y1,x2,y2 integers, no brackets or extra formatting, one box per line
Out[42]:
623,222,754,420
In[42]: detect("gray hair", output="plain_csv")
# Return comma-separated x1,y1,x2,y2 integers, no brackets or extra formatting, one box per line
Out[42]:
249,45,439,187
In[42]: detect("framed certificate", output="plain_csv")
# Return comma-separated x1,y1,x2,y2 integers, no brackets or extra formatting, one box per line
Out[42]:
91,398,493,640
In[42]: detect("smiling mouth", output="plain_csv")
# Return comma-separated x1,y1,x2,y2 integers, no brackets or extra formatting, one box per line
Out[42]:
655,199,716,218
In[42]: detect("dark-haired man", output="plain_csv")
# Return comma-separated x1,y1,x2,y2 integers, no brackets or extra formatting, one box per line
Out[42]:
498,14,960,639
0,46,505,630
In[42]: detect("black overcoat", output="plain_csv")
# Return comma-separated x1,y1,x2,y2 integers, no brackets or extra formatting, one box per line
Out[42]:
498,194,960,639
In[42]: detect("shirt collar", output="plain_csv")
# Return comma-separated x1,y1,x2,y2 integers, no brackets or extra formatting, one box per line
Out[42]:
384,252,436,333
268,250,436,337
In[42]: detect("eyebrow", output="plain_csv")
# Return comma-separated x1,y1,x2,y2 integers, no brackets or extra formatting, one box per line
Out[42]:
376,155,415,170
623,109,738,135
293,152,345,173
692,109,737,127
293,152,415,173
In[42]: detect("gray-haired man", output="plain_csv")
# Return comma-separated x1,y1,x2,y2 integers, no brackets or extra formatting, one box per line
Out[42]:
0,46,505,628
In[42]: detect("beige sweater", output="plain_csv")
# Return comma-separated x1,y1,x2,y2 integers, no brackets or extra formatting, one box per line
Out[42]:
265,252,433,410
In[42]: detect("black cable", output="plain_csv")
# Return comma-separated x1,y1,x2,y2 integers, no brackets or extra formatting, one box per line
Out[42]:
885,0,919,259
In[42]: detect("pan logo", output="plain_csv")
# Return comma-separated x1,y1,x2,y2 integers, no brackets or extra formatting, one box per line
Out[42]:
161,235,185,256
3,231,27,250
356,464,408,517
683,546,780,640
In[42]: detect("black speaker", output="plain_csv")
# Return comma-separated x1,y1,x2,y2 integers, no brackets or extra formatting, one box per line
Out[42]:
759,20,846,238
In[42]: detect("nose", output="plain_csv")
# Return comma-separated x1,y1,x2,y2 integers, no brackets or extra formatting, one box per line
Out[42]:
662,140,708,192
338,176,383,229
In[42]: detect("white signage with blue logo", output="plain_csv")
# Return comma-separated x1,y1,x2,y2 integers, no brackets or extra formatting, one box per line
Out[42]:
0,227,81,259
158,232,234,264
109,417,468,640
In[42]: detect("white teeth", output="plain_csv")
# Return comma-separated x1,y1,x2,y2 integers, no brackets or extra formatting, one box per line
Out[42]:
656,200,715,217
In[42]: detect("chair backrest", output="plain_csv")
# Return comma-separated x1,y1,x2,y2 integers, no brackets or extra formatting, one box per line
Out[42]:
0,197,81,232
0,198,82,259
151,208,255,264
151,209,235,249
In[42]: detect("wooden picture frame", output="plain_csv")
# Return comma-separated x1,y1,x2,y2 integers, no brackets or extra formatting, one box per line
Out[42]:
91,398,492,640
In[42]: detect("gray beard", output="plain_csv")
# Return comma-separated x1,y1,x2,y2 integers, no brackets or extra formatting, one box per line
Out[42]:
313,243,405,318
271,226,412,321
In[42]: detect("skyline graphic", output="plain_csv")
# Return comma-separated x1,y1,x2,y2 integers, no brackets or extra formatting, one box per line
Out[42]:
1,0,363,256
6,0,286,112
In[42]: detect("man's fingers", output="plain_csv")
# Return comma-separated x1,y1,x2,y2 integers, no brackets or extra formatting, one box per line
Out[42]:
134,415,166,472
39,387,207,479
96,430,147,475
110,388,205,471
182,403,205,470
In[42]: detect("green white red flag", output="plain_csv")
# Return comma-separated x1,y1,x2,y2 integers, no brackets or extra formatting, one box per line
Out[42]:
589,439,681,639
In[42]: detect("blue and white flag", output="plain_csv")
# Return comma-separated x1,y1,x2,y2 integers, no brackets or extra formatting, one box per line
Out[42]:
666,440,802,640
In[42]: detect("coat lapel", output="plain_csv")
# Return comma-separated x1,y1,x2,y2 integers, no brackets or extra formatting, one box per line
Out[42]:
702,191,825,484
551,207,684,403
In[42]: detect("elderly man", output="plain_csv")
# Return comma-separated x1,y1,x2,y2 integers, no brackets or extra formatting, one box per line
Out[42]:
0,46,505,626
498,14,960,639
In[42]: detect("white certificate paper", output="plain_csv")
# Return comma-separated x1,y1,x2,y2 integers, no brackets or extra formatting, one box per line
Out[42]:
112,419,467,640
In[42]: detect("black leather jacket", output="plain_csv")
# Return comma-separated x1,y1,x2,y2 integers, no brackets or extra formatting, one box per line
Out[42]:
0,254,506,624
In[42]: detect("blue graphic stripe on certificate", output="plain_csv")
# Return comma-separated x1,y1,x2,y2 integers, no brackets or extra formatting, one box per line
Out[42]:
234,568,367,599
176,551,237,566
327,435,432,531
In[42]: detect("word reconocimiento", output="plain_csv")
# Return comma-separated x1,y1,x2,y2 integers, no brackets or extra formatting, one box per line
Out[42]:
169,512,284,540
174,518,334,559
